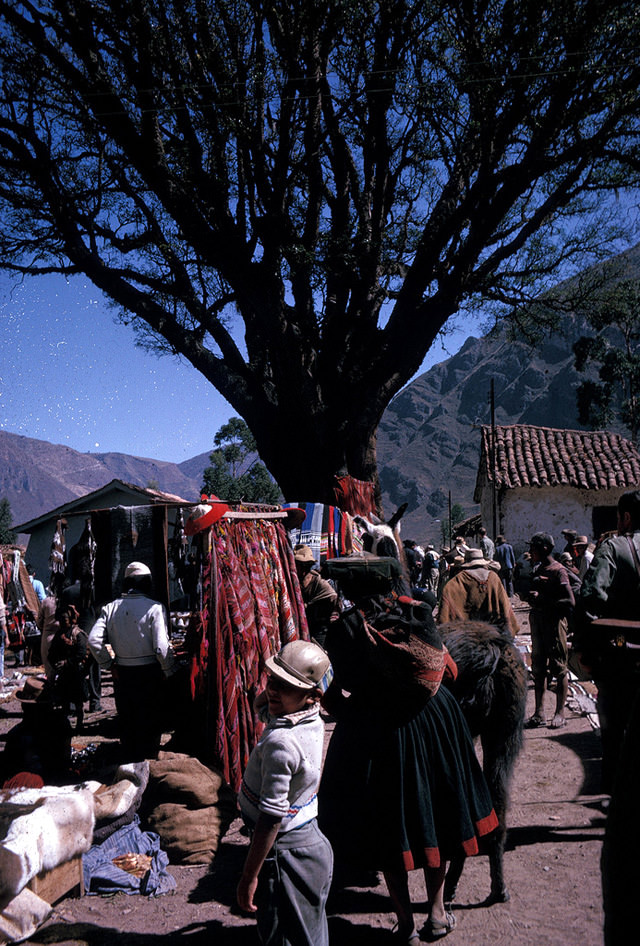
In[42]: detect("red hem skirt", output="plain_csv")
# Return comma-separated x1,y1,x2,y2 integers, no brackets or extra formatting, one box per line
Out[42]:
318,684,498,872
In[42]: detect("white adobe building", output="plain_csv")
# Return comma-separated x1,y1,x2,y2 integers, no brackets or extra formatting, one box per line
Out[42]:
474,424,640,558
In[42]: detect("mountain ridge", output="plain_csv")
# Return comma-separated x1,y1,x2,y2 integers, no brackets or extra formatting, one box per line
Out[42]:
0,429,206,527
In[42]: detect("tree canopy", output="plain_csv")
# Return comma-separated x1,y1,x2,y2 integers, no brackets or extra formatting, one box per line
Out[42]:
202,417,282,503
1,0,640,504
574,278,640,443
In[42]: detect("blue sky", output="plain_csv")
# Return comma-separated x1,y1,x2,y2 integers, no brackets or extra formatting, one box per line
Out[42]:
0,272,474,465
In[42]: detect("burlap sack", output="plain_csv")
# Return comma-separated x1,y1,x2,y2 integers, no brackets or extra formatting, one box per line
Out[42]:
144,752,238,865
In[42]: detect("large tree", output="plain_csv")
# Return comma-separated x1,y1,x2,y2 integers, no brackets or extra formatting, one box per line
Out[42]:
1,1,640,504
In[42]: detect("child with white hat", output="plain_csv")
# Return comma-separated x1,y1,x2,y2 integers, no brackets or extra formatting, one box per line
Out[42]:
237,640,333,946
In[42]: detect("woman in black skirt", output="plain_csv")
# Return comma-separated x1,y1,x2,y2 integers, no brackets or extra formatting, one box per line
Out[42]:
319,596,498,943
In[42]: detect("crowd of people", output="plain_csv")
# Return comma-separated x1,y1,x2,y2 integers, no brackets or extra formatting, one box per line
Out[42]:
400,509,640,803
3,491,640,946
398,524,602,736
235,500,640,946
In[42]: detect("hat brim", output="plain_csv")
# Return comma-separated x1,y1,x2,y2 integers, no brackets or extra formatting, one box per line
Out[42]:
264,654,314,690
185,501,230,535
461,558,490,569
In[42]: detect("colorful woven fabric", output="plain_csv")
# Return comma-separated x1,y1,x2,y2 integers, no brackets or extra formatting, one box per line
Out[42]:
333,474,377,518
188,514,309,792
283,502,358,567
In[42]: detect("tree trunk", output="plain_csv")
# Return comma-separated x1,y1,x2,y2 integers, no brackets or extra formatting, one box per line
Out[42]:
245,402,382,512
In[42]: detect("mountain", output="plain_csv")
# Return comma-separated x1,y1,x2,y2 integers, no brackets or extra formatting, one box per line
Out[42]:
375,316,597,541
0,431,205,527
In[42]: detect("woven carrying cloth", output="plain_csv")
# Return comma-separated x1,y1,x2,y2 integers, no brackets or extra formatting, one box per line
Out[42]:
362,620,446,702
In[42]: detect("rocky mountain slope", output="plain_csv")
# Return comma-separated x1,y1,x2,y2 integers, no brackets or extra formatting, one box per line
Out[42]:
376,313,601,541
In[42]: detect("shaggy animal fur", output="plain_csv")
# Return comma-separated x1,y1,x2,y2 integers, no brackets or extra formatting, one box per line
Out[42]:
0,786,96,908
438,621,526,903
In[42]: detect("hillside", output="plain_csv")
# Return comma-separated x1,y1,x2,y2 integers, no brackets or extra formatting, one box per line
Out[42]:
376,316,616,541
0,431,204,527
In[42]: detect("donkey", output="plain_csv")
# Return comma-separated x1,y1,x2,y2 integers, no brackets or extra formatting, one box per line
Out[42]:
352,509,527,904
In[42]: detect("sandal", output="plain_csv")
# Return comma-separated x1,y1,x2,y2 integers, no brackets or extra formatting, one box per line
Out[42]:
549,714,566,729
425,911,456,940
525,714,546,728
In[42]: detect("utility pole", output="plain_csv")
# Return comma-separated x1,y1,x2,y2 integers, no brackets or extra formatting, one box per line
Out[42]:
490,379,497,539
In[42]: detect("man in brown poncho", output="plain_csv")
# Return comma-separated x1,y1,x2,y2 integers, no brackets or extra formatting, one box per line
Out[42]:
437,548,519,637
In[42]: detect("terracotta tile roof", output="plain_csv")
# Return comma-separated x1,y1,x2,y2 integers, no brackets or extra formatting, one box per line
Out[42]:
475,425,640,498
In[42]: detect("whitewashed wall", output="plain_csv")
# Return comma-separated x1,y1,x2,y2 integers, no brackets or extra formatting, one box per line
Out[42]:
478,485,627,559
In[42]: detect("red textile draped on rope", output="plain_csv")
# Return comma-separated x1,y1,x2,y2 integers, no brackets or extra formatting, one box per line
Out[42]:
333,474,376,518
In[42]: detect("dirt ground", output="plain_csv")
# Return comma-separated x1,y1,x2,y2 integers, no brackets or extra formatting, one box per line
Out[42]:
0,604,608,946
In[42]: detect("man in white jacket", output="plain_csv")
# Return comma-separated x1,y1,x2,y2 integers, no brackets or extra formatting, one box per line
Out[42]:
89,561,174,760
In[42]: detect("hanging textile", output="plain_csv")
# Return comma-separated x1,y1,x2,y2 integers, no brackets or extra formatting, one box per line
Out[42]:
8,551,25,610
168,508,189,605
169,508,188,571
19,560,40,617
68,518,98,611
333,474,377,518
90,505,169,607
282,502,357,567
187,530,214,703
4,551,38,617
48,518,68,596
188,513,308,792
0,552,11,597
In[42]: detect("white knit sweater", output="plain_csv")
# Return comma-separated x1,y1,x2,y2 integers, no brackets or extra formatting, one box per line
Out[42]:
239,704,324,833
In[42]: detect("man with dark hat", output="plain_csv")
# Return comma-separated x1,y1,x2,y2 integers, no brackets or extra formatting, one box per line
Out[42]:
293,546,339,648
88,561,175,760
526,532,574,729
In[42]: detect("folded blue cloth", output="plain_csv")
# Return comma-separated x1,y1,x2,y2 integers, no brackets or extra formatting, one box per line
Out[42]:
83,815,176,897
